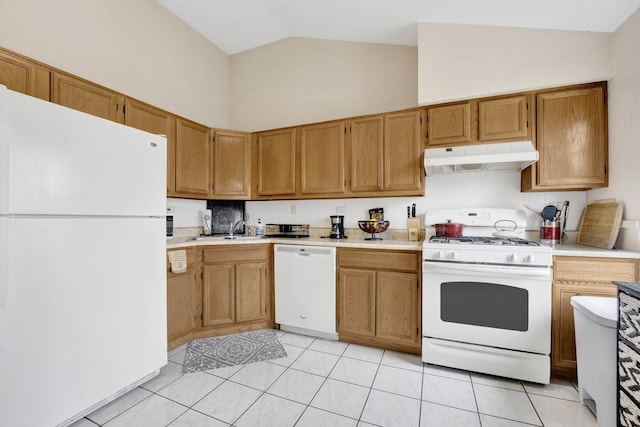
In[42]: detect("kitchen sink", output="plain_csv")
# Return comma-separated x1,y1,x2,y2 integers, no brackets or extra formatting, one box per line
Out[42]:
192,235,264,241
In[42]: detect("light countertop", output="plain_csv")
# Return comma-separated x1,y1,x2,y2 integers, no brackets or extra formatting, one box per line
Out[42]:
167,234,424,251
167,228,640,258
549,242,640,259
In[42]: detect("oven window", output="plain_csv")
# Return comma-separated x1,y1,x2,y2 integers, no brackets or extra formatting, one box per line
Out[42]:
440,281,528,331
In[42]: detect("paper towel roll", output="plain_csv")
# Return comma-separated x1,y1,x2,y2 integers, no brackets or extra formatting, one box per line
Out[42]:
202,209,212,235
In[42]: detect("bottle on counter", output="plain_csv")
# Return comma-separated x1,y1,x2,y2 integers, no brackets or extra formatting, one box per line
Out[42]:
256,218,264,236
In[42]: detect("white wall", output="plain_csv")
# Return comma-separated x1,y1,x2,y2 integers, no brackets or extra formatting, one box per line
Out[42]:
246,172,587,232
229,37,418,131
418,23,614,105
590,8,640,219
0,0,230,128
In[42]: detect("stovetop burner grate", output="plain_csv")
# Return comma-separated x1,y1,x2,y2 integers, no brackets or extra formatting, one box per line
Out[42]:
429,236,540,246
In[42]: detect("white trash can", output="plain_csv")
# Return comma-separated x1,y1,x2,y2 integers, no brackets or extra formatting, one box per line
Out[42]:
571,295,618,427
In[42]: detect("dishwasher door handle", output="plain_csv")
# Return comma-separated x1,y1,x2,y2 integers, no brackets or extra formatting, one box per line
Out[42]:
297,252,311,256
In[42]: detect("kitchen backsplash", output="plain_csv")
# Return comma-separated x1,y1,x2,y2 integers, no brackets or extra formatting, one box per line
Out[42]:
169,171,588,232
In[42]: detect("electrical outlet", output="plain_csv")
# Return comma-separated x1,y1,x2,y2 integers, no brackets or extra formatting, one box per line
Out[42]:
336,205,347,213
290,204,297,215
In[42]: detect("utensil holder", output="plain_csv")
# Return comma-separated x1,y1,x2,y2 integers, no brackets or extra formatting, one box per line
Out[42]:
407,218,420,241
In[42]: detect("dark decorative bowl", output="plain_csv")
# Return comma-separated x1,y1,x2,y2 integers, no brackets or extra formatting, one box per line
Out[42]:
358,220,390,240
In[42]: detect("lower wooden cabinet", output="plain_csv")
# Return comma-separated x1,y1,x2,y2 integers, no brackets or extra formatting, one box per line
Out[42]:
337,248,421,354
552,256,638,379
166,244,273,351
166,247,201,349
202,244,271,329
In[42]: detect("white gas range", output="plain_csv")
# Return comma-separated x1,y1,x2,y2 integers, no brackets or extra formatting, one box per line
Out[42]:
422,208,552,384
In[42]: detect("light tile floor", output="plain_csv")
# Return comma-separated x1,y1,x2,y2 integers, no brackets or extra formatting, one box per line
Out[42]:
71,330,599,427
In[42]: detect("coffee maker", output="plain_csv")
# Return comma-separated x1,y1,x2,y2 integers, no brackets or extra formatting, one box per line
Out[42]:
329,215,347,239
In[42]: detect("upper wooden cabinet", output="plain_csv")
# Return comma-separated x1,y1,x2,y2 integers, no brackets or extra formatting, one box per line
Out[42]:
426,95,532,148
349,116,384,193
175,118,211,197
347,110,423,197
383,110,423,192
522,82,607,191
478,95,530,141
124,98,177,195
299,120,347,195
426,102,472,146
211,130,251,199
253,128,297,197
51,72,124,122
0,49,49,100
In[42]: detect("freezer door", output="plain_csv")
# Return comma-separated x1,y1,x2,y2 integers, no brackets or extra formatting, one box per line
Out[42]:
0,217,167,427
0,86,166,216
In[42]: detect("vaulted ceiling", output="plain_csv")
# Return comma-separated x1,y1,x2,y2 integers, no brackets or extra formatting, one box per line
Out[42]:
158,0,640,54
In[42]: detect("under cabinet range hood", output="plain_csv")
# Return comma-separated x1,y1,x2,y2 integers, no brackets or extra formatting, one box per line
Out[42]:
424,141,538,175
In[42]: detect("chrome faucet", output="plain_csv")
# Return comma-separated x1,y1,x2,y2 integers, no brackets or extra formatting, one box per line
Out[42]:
228,219,245,237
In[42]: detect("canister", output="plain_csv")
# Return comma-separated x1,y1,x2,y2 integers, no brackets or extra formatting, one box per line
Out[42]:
540,220,561,245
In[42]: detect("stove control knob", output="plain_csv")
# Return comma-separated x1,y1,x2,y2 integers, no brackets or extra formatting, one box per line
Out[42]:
507,254,521,263
437,251,446,260
524,255,535,263
451,251,459,260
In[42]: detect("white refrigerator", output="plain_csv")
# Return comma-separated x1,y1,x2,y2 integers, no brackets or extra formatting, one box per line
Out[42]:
0,86,168,426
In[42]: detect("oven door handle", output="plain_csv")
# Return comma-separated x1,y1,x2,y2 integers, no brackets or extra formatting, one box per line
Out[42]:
423,261,551,278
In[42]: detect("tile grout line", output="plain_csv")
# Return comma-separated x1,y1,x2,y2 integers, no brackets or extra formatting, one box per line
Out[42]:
354,348,387,425
293,336,353,426
230,332,318,426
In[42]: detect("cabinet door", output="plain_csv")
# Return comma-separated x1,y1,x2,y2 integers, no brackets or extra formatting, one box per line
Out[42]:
535,84,607,189
427,102,471,146
376,271,419,344
551,281,617,378
166,269,199,344
337,268,376,337
51,72,123,122
551,255,636,379
384,111,423,192
350,116,384,192
235,262,267,323
0,49,49,100
213,130,251,198
479,95,530,141
124,98,176,195
202,264,235,327
175,118,211,197
255,128,296,196
299,121,346,195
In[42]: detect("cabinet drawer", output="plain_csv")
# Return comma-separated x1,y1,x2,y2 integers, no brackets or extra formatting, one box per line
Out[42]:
338,249,419,272
166,247,200,271
203,244,268,264
553,256,638,283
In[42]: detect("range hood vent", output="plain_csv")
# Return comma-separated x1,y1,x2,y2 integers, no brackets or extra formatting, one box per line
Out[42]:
424,141,538,176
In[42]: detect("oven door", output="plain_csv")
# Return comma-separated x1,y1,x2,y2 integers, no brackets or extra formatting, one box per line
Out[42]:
423,260,551,354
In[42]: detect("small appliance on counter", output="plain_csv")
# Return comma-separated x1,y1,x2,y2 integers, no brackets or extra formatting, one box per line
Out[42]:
264,224,310,238
328,215,347,239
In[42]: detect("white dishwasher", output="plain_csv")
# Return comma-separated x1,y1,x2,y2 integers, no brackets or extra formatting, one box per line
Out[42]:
274,244,337,339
